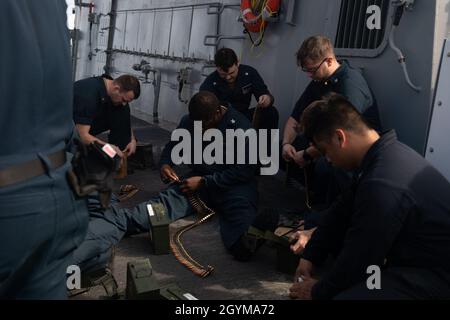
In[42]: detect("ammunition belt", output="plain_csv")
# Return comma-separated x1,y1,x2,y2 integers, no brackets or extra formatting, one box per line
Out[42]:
170,184,215,278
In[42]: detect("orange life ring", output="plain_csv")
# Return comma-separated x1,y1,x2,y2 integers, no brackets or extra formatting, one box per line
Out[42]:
241,0,281,33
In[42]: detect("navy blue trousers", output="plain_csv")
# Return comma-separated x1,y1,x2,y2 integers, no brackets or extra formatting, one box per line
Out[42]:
0,157,89,299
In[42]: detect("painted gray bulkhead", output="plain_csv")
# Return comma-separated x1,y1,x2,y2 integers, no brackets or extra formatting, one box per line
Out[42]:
73,0,450,154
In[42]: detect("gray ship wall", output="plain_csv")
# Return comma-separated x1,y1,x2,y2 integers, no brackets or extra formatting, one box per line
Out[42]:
73,0,450,154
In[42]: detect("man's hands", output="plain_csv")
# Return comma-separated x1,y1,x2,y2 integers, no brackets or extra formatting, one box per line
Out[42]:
289,227,316,255
293,150,308,168
256,94,272,108
289,146,321,167
282,143,297,162
160,165,204,194
289,259,317,300
123,138,137,156
180,176,204,194
111,145,124,159
160,164,180,183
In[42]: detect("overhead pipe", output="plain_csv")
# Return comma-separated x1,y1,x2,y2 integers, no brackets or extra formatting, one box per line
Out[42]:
204,35,246,48
115,2,225,13
111,48,213,64
74,0,92,8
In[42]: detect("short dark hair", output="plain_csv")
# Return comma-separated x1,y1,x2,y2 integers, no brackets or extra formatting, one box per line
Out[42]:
300,93,369,143
296,36,335,67
188,91,220,122
113,75,141,99
214,48,238,72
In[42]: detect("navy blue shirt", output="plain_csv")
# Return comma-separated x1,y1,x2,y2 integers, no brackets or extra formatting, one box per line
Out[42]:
291,61,382,131
73,76,131,137
303,130,450,300
159,107,258,189
200,64,271,115
0,1,73,169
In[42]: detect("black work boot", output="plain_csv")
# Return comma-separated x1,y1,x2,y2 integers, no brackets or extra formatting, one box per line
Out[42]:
229,234,261,262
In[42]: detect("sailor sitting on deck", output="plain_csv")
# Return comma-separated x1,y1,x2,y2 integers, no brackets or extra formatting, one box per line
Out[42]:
289,94,450,300
281,36,382,229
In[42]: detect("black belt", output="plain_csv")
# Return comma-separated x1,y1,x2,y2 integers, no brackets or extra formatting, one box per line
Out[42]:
0,150,66,188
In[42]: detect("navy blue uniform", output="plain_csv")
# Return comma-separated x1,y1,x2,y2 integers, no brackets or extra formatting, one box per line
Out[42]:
72,107,258,270
159,107,259,248
200,64,279,130
287,61,382,209
291,60,381,131
0,1,88,298
303,130,450,300
73,76,131,150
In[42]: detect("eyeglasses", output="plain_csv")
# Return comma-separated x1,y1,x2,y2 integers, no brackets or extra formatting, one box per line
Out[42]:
301,58,329,74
